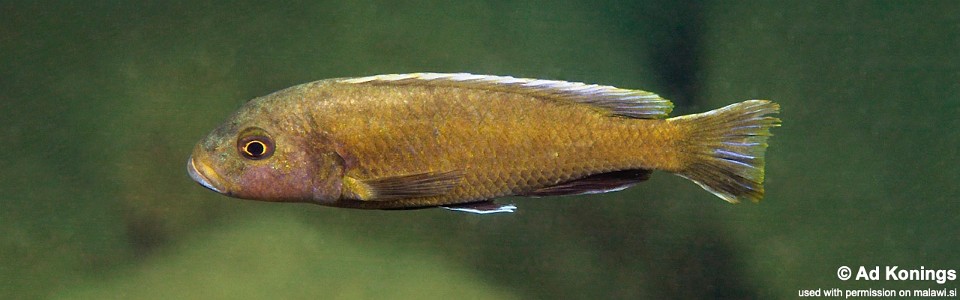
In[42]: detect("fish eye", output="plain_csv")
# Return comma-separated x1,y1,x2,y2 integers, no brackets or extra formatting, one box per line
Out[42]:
237,128,274,160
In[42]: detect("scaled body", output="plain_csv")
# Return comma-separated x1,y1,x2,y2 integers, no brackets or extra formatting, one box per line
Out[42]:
188,73,780,212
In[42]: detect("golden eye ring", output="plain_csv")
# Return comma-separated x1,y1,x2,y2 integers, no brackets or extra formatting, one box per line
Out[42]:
237,130,274,160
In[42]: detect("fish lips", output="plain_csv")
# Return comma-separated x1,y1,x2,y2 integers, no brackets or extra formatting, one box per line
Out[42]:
187,155,226,194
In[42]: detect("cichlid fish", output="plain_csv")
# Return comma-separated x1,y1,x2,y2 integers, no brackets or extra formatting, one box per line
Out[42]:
187,73,780,214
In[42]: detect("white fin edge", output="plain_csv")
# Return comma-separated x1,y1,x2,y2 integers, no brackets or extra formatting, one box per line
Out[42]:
339,73,673,119
442,204,518,214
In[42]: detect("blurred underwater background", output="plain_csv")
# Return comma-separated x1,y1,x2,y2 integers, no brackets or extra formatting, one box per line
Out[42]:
2,1,958,299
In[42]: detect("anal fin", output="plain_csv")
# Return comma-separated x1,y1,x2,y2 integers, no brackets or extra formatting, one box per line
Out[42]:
522,169,651,197
343,170,463,201
442,201,517,214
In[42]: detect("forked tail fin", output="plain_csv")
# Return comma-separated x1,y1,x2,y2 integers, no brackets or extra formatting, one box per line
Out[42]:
668,100,781,203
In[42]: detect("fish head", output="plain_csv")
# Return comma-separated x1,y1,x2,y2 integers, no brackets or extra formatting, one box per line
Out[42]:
187,98,345,204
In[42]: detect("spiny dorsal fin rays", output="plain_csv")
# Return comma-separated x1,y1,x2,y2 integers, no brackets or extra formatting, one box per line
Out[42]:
339,73,674,119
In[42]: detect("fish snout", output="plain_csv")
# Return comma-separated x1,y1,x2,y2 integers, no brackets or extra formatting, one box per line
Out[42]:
188,155,225,194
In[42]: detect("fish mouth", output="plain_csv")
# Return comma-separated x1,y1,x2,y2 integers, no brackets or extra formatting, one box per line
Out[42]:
187,155,225,194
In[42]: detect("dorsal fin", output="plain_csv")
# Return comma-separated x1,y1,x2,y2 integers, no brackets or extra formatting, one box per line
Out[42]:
339,73,673,119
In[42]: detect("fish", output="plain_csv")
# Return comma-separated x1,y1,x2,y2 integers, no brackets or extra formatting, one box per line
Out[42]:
187,73,780,214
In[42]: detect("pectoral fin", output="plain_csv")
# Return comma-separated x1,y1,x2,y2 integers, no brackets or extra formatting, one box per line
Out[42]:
343,171,463,201
522,169,651,197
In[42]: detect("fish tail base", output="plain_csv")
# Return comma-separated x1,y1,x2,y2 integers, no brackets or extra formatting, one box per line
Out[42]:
669,100,781,203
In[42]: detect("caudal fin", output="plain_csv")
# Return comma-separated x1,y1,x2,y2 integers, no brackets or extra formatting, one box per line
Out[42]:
669,100,781,203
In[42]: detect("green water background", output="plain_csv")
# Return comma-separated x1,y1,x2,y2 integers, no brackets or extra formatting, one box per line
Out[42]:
2,1,958,299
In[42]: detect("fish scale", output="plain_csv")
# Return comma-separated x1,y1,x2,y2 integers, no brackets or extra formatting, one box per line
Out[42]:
188,73,780,212
307,83,672,208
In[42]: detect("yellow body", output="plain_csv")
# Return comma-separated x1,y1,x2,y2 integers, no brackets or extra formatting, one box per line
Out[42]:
312,82,681,208
187,73,780,211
